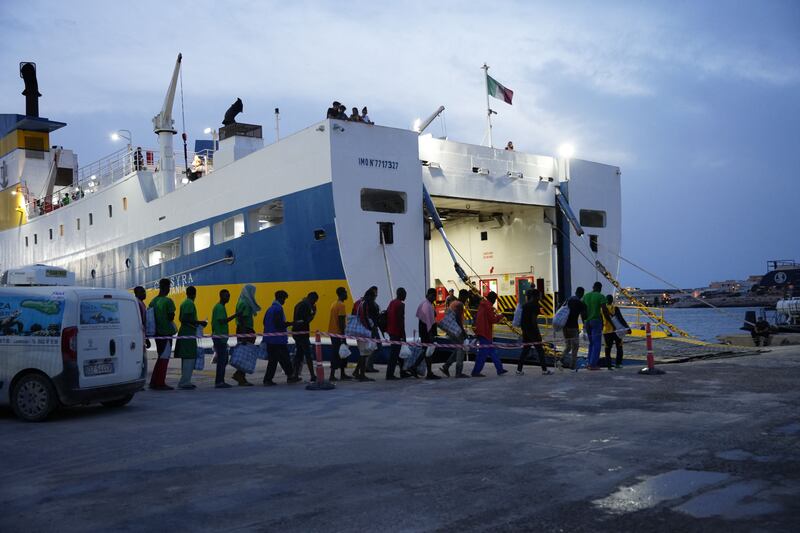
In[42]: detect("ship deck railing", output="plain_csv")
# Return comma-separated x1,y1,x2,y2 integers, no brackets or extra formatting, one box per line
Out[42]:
23,147,215,219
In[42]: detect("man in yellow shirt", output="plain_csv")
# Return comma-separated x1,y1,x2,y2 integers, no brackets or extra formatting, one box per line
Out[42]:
328,287,352,381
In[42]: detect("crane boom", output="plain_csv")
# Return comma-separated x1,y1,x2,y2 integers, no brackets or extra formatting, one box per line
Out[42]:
152,53,182,196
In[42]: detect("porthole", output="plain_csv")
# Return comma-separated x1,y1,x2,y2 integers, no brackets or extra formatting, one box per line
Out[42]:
314,229,326,241
125,258,132,269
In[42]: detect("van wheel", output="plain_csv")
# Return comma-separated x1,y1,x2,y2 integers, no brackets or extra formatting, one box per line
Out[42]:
11,373,58,422
101,394,134,408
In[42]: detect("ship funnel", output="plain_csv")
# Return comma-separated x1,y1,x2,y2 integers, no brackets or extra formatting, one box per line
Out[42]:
20,62,41,117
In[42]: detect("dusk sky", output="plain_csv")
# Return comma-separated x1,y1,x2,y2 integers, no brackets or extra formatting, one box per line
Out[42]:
2,0,798,288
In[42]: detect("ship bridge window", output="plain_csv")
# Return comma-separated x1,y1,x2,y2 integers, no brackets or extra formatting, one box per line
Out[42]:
213,213,245,245
248,200,284,233
146,238,180,266
360,188,406,214
185,226,211,253
579,209,606,228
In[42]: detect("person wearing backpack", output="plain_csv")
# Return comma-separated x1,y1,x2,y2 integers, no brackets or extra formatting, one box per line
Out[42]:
385,287,407,380
413,288,442,380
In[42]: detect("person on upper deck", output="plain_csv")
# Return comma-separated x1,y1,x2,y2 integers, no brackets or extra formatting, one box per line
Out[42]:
505,141,514,151
326,101,341,119
361,106,372,124
349,107,363,122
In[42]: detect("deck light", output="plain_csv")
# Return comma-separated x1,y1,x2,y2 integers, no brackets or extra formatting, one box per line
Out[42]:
203,127,212,135
507,171,523,179
558,143,575,158
412,119,422,132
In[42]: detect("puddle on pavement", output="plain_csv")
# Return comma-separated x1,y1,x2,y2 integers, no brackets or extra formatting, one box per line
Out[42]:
593,469,730,513
774,422,800,435
715,449,774,463
675,480,781,519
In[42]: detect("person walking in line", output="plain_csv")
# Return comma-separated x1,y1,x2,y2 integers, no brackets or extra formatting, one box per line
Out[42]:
232,284,260,386
445,289,456,308
174,286,207,390
516,289,552,376
364,286,381,373
133,286,151,351
385,287,407,380
148,278,176,390
414,288,442,380
352,288,378,381
291,292,319,381
211,289,239,388
328,287,352,382
440,289,470,378
582,282,606,370
602,294,630,369
472,291,508,377
562,287,587,369
262,290,301,386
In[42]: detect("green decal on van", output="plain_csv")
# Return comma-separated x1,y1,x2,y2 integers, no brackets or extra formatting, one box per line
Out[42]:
80,301,120,326
0,296,64,343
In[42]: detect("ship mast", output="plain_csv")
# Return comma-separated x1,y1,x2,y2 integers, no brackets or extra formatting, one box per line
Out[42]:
152,53,182,195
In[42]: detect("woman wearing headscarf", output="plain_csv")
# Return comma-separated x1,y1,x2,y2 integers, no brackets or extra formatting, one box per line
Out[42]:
232,284,261,386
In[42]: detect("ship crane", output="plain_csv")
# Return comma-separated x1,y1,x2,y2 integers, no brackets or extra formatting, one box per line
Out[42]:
153,53,182,195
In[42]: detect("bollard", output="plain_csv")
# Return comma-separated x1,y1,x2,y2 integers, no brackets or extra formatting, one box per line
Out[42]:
306,330,335,390
639,322,665,375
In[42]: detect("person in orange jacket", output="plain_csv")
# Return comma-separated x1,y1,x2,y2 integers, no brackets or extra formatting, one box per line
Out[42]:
472,292,508,377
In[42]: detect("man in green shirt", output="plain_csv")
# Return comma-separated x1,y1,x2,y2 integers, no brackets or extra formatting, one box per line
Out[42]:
148,278,177,390
211,289,239,388
174,286,207,390
582,281,606,370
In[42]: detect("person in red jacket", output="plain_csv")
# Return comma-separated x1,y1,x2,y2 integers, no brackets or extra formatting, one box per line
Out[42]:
385,287,407,380
472,291,508,377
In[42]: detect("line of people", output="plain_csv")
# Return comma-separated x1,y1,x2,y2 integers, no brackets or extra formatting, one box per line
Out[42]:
133,277,629,391
325,101,372,123
559,281,631,371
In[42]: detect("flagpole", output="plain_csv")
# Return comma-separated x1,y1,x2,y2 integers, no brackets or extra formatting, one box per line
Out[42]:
482,63,493,148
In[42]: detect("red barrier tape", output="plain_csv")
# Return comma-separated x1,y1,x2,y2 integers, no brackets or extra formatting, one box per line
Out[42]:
146,330,550,350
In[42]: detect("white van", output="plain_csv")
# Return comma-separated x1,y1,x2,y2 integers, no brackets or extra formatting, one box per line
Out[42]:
0,284,146,421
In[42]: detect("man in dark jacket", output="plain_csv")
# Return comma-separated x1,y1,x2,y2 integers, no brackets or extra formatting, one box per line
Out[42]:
263,291,301,385
385,287,407,380
562,287,587,369
291,292,318,381
516,289,552,376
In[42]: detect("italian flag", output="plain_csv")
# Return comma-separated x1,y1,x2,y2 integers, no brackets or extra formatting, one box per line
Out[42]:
487,74,514,104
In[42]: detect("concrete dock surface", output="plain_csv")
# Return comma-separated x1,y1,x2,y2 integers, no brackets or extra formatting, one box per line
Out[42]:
1,347,799,532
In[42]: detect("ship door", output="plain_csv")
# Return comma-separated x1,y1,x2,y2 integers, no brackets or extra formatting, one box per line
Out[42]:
479,279,498,296
515,276,534,302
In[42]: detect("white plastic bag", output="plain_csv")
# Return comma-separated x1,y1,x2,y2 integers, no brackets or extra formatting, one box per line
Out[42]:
512,303,523,328
552,304,569,331
399,344,413,359
194,326,205,370
338,343,352,359
145,307,156,337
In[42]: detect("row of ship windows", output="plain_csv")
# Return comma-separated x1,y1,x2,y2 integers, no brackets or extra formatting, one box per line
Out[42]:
145,200,285,266
24,197,130,247
23,199,286,267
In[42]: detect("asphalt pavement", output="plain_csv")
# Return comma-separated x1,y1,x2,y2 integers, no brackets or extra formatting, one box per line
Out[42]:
1,348,799,532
